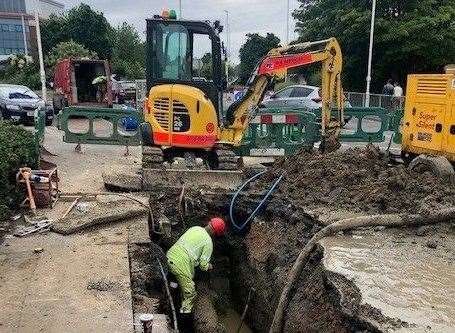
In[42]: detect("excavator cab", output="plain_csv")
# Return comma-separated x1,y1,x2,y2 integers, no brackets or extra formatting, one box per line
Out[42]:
146,18,225,108
144,17,225,148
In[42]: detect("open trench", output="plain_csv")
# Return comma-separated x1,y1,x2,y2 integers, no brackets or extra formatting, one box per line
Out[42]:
128,186,403,333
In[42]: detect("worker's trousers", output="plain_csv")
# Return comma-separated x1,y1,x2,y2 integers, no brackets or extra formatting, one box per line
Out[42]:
166,244,196,313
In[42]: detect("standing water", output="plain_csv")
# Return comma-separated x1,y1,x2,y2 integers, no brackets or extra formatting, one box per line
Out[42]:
220,308,253,333
320,231,455,332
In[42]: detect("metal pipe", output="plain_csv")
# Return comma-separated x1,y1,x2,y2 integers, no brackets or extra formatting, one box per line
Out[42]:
224,10,230,84
286,0,290,44
365,0,377,107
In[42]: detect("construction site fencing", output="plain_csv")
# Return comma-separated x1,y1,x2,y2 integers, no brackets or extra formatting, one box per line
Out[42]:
56,104,404,157
236,110,320,157
236,106,403,156
388,108,404,144
345,91,405,110
340,107,389,143
58,106,143,146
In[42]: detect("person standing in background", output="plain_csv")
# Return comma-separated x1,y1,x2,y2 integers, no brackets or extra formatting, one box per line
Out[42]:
393,82,403,97
382,79,395,95
392,82,404,110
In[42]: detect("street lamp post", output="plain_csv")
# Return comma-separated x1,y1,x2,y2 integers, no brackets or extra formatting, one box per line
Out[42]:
286,0,290,44
178,0,182,18
35,0,47,102
365,0,377,107
224,10,230,84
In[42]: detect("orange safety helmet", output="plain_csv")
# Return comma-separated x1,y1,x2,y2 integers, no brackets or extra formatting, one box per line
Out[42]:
209,217,226,236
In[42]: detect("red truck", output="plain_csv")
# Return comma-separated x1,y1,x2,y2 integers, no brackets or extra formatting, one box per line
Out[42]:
53,58,113,111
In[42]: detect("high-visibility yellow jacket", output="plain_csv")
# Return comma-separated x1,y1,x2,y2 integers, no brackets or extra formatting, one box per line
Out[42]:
166,226,213,278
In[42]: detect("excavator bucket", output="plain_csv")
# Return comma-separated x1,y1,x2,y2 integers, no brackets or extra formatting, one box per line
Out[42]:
142,168,245,190
103,165,246,191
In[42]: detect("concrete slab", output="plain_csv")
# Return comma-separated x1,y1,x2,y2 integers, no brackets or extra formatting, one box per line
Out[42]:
127,215,150,245
0,126,152,333
0,226,134,333
103,168,142,192
142,168,244,190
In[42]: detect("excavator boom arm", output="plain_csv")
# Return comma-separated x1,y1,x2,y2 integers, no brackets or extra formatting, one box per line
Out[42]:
220,38,344,149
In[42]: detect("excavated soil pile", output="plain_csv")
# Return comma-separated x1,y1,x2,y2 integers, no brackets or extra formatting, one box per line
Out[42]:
263,146,455,215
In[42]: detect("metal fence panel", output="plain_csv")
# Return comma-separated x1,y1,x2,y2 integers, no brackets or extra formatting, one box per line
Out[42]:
345,91,405,110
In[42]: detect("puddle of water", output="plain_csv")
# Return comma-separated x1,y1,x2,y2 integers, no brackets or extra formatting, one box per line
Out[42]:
220,308,253,333
321,233,455,332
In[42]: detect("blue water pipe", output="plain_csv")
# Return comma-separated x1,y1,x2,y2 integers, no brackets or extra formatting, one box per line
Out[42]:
229,170,285,231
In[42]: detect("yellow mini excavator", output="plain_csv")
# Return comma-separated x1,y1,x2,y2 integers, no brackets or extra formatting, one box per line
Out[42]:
141,13,344,170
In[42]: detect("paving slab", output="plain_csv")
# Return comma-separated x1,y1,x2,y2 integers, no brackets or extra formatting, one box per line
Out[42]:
0,225,134,333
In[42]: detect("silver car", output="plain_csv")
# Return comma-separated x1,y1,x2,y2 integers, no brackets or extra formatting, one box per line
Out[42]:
261,85,322,109
0,84,54,125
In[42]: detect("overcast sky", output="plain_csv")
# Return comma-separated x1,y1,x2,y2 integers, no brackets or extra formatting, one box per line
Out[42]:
58,0,301,63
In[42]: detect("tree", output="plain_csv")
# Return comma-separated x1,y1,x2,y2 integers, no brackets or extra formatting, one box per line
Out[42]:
238,33,281,84
293,0,455,92
224,62,239,83
0,55,40,89
111,23,145,79
41,4,113,59
199,52,213,80
40,14,66,56
45,40,97,75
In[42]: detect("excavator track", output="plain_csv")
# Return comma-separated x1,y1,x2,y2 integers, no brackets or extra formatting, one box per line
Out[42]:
142,146,164,169
215,149,240,170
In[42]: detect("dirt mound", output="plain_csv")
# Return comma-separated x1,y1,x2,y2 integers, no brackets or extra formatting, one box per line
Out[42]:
264,146,455,215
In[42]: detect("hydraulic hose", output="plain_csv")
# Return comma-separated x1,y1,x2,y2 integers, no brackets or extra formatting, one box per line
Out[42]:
229,170,285,231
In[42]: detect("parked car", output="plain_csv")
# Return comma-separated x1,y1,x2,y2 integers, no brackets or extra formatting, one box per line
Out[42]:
111,77,136,105
53,58,113,111
261,84,352,109
0,84,54,125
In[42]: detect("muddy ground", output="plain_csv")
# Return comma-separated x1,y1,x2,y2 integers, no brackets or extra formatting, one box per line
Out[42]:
145,146,455,333
261,146,455,215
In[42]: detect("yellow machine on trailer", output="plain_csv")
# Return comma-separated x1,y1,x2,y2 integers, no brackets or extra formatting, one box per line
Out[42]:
401,65,455,179
141,11,345,170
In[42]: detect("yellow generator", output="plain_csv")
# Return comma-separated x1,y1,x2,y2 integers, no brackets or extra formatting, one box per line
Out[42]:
402,66,455,178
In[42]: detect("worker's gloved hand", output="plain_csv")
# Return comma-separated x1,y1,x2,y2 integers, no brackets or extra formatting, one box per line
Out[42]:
207,263,213,271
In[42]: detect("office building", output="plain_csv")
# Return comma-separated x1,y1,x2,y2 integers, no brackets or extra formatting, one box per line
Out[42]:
0,0,64,61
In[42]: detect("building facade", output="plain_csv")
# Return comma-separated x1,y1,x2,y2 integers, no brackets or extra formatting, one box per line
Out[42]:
0,0,64,61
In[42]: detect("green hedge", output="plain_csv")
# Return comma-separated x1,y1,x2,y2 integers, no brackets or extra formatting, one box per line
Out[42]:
0,121,39,220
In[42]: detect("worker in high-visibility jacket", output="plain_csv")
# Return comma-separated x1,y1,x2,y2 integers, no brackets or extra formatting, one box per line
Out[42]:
166,217,226,314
